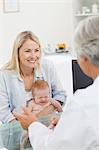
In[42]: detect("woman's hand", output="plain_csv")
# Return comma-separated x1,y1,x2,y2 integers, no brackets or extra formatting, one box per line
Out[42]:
13,107,37,129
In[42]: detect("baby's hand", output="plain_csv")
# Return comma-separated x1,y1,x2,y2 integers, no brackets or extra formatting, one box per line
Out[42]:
49,115,60,129
50,99,63,112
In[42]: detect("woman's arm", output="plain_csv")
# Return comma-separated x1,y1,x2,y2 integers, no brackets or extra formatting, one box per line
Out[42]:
0,71,15,123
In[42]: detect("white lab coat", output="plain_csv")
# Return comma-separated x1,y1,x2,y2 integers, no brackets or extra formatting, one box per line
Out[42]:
28,76,99,150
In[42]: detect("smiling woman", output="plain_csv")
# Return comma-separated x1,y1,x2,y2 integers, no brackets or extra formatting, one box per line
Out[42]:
19,39,41,71
18,38,41,91
0,31,67,150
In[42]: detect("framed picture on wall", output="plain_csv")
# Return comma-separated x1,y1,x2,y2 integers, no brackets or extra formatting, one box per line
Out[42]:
3,0,19,13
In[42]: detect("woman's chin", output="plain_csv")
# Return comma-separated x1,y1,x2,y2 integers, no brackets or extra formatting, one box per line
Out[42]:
25,62,38,70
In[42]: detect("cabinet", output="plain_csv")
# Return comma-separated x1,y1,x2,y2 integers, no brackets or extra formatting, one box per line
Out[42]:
73,0,99,27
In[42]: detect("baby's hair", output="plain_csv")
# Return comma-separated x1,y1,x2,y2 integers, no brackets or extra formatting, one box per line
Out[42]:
32,80,49,96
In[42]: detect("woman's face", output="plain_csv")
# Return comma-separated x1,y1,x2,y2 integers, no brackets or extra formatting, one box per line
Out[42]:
19,39,41,70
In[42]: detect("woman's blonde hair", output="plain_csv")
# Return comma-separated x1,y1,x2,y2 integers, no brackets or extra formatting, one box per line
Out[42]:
3,31,42,73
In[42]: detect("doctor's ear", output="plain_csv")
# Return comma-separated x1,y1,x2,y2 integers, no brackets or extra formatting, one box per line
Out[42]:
83,55,92,64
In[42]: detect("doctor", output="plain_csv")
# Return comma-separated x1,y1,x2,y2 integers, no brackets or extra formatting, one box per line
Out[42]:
14,16,99,150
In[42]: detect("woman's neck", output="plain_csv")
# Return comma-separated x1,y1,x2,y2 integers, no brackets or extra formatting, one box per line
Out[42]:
20,66,34,91
20,66,34,77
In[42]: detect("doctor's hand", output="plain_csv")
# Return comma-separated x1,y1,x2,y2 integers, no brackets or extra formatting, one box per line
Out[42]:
13,107,37,129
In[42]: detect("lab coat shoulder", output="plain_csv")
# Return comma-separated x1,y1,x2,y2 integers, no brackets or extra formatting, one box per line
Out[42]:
72,77,99,108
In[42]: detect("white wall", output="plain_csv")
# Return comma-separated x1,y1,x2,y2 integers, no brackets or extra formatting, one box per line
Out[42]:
45,54,74,97
0,0,73,65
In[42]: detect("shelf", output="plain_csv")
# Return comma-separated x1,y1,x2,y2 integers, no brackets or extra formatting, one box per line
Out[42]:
74,13,99,17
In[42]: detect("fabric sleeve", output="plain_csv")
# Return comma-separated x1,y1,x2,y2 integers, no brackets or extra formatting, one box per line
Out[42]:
0,71,15,123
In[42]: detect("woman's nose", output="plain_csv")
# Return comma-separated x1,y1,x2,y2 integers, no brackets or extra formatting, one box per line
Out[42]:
30,50,36,57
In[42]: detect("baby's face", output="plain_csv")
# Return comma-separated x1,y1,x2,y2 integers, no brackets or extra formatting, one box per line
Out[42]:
34,88,50,105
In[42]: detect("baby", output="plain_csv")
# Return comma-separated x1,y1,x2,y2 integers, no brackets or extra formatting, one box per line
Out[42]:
20,80,63,149
27,80,62,115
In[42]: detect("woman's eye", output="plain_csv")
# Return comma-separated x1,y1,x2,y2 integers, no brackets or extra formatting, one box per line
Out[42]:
24,48,40,53
35,49,40,52
24,49,31,52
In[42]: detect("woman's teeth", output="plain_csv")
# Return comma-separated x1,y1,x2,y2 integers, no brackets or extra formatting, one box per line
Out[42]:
29,60,35,63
